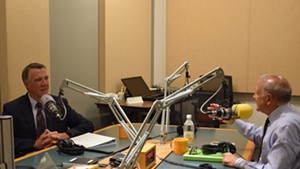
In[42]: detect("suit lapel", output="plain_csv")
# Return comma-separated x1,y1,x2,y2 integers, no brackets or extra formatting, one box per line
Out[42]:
20,95,38,137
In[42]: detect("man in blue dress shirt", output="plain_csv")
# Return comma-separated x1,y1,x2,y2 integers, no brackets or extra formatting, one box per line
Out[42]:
210,74,300,169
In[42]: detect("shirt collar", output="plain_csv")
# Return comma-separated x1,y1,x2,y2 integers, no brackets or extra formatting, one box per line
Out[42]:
27,93,38,109
268,103,296,123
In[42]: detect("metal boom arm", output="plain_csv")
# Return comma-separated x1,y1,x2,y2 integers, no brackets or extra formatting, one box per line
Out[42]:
59,79,138,141
120,67,224,168
160,61,189,143
59,67,224,169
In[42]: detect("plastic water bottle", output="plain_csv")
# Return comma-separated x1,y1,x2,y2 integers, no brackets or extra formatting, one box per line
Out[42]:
183,114,194,144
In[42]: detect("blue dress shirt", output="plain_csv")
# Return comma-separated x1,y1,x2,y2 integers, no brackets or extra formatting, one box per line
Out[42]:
232,103,300,169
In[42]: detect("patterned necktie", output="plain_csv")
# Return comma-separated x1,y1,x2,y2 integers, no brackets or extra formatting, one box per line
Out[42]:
36,102,46,137
258,118,270,161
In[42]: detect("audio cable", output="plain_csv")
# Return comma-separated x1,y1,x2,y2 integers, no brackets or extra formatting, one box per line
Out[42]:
157,155,216,169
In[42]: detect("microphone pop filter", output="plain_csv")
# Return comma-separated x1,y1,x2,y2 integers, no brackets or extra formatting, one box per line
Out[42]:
232,103,253,119
40,94,56,107
40,94,62,119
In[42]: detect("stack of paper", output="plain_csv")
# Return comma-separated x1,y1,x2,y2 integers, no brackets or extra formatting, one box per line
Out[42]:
71,132,116,148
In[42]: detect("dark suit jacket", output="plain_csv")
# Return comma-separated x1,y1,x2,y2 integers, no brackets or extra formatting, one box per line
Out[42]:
2,94,94,158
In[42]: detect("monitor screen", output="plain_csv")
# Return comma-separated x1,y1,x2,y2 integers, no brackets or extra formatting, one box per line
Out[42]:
197,75,233,108
168,75,233,125
121,76,151,97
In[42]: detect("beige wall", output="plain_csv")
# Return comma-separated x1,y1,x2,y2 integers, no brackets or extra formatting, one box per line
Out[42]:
0,0,50,110
0,0,8,108
167,0,300,95
101,0,152,93
167,0,249,92
247,0,300,94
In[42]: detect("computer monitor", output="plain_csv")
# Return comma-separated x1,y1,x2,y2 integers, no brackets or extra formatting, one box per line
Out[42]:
192,75,233,127
168,75,233,126
198,75,233,107
0,115,15,169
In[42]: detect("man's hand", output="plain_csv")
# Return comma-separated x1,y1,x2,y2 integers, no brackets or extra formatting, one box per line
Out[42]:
222,152,238,167
33,129,70,150
207,103,236,124
49,132,70,141
33,129,55,149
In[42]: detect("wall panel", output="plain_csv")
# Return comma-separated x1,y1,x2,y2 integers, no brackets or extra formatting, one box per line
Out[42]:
167,0,250,92
104,0,152,93
0,0,50,109
167,0,300,95
248,0,300,94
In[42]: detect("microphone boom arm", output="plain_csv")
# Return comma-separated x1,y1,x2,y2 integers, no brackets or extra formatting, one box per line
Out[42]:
58,67,224,169
120,67,224,168
160,61,190,143
58,79,139,141
165,61,189,85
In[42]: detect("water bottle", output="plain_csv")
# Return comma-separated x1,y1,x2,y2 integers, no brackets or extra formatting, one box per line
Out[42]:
183,114,194,144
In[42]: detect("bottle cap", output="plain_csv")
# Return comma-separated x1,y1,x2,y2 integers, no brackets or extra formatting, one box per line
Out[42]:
186,114,192,119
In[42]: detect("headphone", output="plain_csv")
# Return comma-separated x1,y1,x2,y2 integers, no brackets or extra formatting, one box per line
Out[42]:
201,142,236,154
57,139,85,155
109,153,125,168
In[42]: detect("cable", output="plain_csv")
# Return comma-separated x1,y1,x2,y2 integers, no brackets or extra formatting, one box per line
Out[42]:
56,95,67,121
157,156,216,169
199,84,223,114
150,131,178,139
15,166,35,169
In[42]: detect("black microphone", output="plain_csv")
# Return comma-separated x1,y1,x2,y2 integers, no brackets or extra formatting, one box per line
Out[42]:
206,104,253,120
40,94,62,120
206,108,232,120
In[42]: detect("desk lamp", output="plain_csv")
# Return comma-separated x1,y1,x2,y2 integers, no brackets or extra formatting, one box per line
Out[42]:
58,67,225,169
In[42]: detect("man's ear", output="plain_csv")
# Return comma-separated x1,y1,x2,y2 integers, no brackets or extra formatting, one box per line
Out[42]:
24,80,29,86
266,93,272,105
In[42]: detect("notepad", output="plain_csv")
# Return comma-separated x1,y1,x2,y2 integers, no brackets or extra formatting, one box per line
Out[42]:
71,132,116,148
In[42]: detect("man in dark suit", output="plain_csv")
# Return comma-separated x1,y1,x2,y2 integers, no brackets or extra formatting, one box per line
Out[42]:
2,63,94,158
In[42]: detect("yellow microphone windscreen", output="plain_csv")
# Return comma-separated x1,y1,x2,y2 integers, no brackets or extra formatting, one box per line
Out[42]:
232,103,253,119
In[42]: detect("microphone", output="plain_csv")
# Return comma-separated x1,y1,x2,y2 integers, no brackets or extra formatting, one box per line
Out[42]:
206,103,253,120
40,94,62,120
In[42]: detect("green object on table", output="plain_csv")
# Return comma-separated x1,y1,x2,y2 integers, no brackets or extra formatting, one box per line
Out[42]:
183,148,223,162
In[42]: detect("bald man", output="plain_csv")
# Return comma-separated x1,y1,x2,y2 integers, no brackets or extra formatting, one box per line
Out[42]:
209,74,300,169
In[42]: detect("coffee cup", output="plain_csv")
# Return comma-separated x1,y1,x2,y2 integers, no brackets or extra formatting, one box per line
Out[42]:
169,138,188,155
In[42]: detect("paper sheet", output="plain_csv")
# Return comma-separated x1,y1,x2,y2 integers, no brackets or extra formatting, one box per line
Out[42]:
71,132,116,148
